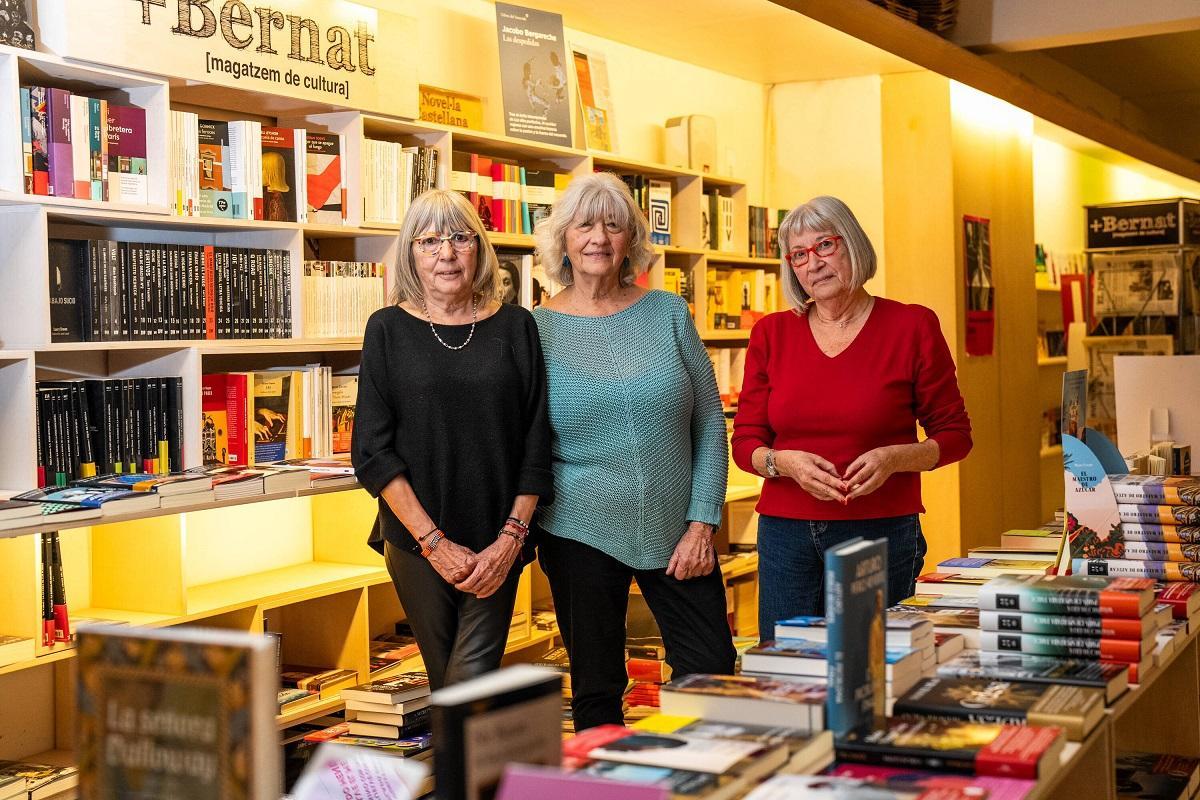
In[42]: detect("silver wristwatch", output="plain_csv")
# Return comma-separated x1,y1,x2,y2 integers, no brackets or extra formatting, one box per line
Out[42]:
764,449,780,478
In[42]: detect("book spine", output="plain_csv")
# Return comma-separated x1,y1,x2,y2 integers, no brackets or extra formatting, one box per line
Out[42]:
979,584,1146,618
1119,504,1200,526
1122,541,1200,562
1111,481,1200,507
1075,558,1200,583
979,610,1148,639
28,86,49,195
46,88,74,198
20,87,32,193
980,631,1146,662
1121,524,1200,544
833,742,977,776
89,97,104,200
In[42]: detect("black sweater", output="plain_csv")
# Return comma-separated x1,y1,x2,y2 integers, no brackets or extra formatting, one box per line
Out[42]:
351,303,554,559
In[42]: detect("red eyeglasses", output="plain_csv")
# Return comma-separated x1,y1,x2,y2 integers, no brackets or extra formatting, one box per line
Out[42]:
786,235,843,268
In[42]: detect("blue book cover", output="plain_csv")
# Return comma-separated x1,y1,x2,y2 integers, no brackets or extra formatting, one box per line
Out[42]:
939,557,990,569
14,486,139,508
753,638,914,664
824,536,888,737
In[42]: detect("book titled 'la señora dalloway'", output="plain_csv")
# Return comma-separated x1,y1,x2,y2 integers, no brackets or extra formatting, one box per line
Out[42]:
825,536,888,737
75,624,279,799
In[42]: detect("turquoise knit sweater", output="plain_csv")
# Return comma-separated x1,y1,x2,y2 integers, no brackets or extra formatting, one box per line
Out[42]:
533,290,728,570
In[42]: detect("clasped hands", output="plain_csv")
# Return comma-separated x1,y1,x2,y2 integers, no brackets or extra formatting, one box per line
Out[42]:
427,535,521,599
774,446,900,504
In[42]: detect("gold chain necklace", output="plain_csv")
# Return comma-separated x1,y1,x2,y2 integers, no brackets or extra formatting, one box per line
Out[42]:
812,296,873,329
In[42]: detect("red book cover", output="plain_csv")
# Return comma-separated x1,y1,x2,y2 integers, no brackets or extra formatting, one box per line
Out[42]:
626,657,670,683
490,161,506,234
303,722,350,742
1096,637,1150,662
467,153,480,212
475,155,495,231
1159,582,1200,619
203,246,216,340
224,373,249,467
975,724,1062,780
201,373,230,465
561,724,632,767
260,126,299,222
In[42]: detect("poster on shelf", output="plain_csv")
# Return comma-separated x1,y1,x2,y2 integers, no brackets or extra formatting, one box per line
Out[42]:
963,215,994,356
1092,251,1182,317
494,2,572,146
1082,335,1174,444
419,85,483,130
0,0,34,48
571,45,617,152
33,0,416,117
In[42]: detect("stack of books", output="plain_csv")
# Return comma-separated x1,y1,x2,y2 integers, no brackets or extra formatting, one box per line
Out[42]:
936,553,1057,580
774,612,937,678
1073,475,1200,582
339,672,433,753
977,574,1162,683
0,759,79,800
302,260,387,338
625,643,671,712
368,631,420,678
738,638,923,712
279,664,358,702
532,646,574,734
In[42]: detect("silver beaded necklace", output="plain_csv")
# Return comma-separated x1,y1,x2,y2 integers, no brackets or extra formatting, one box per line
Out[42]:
418,293,478,351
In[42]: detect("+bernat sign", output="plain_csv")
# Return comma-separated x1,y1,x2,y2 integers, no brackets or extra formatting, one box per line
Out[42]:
34,0,417,116
1086,198,1200,250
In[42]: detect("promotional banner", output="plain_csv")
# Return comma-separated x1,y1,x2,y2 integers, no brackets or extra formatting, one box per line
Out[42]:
494,2,571,146
34,0,416,117
963,214,995,357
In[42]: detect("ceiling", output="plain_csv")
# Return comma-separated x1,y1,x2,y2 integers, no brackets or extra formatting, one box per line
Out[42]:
523,0,917,85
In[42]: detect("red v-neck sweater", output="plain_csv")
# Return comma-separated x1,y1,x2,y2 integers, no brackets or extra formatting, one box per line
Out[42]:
731,298,972,521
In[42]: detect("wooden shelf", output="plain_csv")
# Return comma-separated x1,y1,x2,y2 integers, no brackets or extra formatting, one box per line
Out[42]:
726,484,762,503
29,337,366,354
659,245,707,257
705,252,779,267
489,232,538,249
187,561,388,617
37,203,398,238
1037,356,1068,366
702,329,753,341
0,482,365,540
0,191,170,217
592,153,699,180
701,173,747,189
1040,445,1063,459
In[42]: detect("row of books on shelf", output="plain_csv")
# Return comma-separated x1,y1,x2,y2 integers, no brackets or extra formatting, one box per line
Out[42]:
170,112,331,224
706,267,780,331
363,140,438,226
19,86,147,204
709,347,748,407
203,368,357,466
447,152,564,235
301,260,387,338
747,205,785,260
703,191,737,253
49,240,293,343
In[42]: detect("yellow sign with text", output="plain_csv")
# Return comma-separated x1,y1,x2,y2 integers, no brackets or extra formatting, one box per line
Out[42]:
419,85,483,130
33,0,416,117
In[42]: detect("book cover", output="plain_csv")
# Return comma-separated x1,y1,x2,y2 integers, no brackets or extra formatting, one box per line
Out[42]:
978,574,1155,618
659,673,826,731
979,630,1149,663
75,624,278,799
46,88,74,198
48,239,84,343
576,725,786,778
1110,474,1200,507
431,665,562,800
198,119,235,218
305,132,345,224
571,46,617,152
494,3,571,146
28,85,49,194
106,104,148,205
260,126,300,222
648,180,672,246
1119,504,1200,526
330,376,357,455
834,717,1062,779
522,169,557,229
824,536,887,737
341,672,430,705
743,774,995,799
893,677,1103,740
825,764,1038,800
251,372,290,464
978,609,1155,640
1074,557,1200,583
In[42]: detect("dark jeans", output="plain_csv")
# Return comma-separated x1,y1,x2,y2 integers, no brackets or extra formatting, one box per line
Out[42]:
384,541,521,691
539,533,736,731
756,514,927,641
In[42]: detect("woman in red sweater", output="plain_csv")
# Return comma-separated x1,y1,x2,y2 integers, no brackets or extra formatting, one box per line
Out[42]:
732,196,971,639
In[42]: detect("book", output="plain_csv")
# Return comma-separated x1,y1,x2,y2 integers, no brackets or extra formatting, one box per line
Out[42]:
76,472,211,497
75,623,278,798
632,714,833,773
47,238,84,343
934,632,965,663
826,764,1038,800
898,594,980,610
1120,541,1200,562
1121,523,1200,544
978,574,1156,618
570,760,739,799
106,103,148,204
1110,474,1200,506
775,613,933,648
834,717,1064,779
13,485,160,515
824,536,888,736
1075,558,1200,583
251,371,292,464
937,557,1055,577
743,773,1006,799
198,118,235,218
914,572,991,596
563,724,788,781
0,761,77,800
280,665,359,698
1119,504,1200,526
46,88,73,198
742,639,921,683
305,132,345,224
260,126,304,222
1115,752,1200,799
979,609,1160,639
0,499,42,523
658,673,826,731
431,664,562,800
1158,583,1200,619
980,630,1152,663
341,672,430,705
290,742,429,800
938,651,1129,703
893,676,1104,740
0,0,34,49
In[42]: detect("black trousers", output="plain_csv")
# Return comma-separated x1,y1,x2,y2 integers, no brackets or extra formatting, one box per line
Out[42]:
539,533,736,731
384,541,521,691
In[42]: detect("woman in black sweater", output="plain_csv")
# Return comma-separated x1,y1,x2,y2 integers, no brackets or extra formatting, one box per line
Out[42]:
351,189,553,690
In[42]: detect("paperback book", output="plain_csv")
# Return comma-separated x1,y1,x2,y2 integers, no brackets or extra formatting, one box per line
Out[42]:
823,536,888,736
977,574,1156,618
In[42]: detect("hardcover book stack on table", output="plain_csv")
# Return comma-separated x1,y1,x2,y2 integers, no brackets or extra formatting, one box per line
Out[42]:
773,611,938,679
976,573,1164,684
1073,475,1200,583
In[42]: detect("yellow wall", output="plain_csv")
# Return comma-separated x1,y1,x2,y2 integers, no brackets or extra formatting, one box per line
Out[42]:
374,0,769,203
766,76,886,296
1033,136,1200,253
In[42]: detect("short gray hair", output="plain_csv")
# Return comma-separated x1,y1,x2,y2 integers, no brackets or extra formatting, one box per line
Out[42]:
777,195,876,311
391,189,499,305
534,172,656,287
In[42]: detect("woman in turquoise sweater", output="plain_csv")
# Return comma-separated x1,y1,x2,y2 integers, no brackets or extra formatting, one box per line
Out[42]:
533,172,735,730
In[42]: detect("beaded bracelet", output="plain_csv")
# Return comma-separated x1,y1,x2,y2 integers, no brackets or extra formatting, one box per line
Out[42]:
420,530,445,559
498,528,524,544
505,516,529,534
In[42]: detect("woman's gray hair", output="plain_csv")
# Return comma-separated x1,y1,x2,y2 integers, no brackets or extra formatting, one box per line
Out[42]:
391,189,499,305
534,172,656,287
777,195,876,312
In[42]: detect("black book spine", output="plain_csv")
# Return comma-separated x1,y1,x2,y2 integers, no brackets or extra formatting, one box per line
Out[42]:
36,387,53,485
281,250,292,338
55,387,73,483
265,249,276,339
79,239,95,341
85,380,108,475
157,376,168,473
167,376,184,472
150,245,162,339
104,379,119,474
93,240,108,342
73,381,96,477
106,240,121,343
189,245,201,339
122,378,136,473
833,741,978,776
34,381,44,487
167,245,179,339
118,242,130,340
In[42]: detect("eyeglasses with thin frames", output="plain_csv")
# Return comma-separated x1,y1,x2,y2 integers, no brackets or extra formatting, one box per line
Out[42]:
412,232,478,255
786,235,843,268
